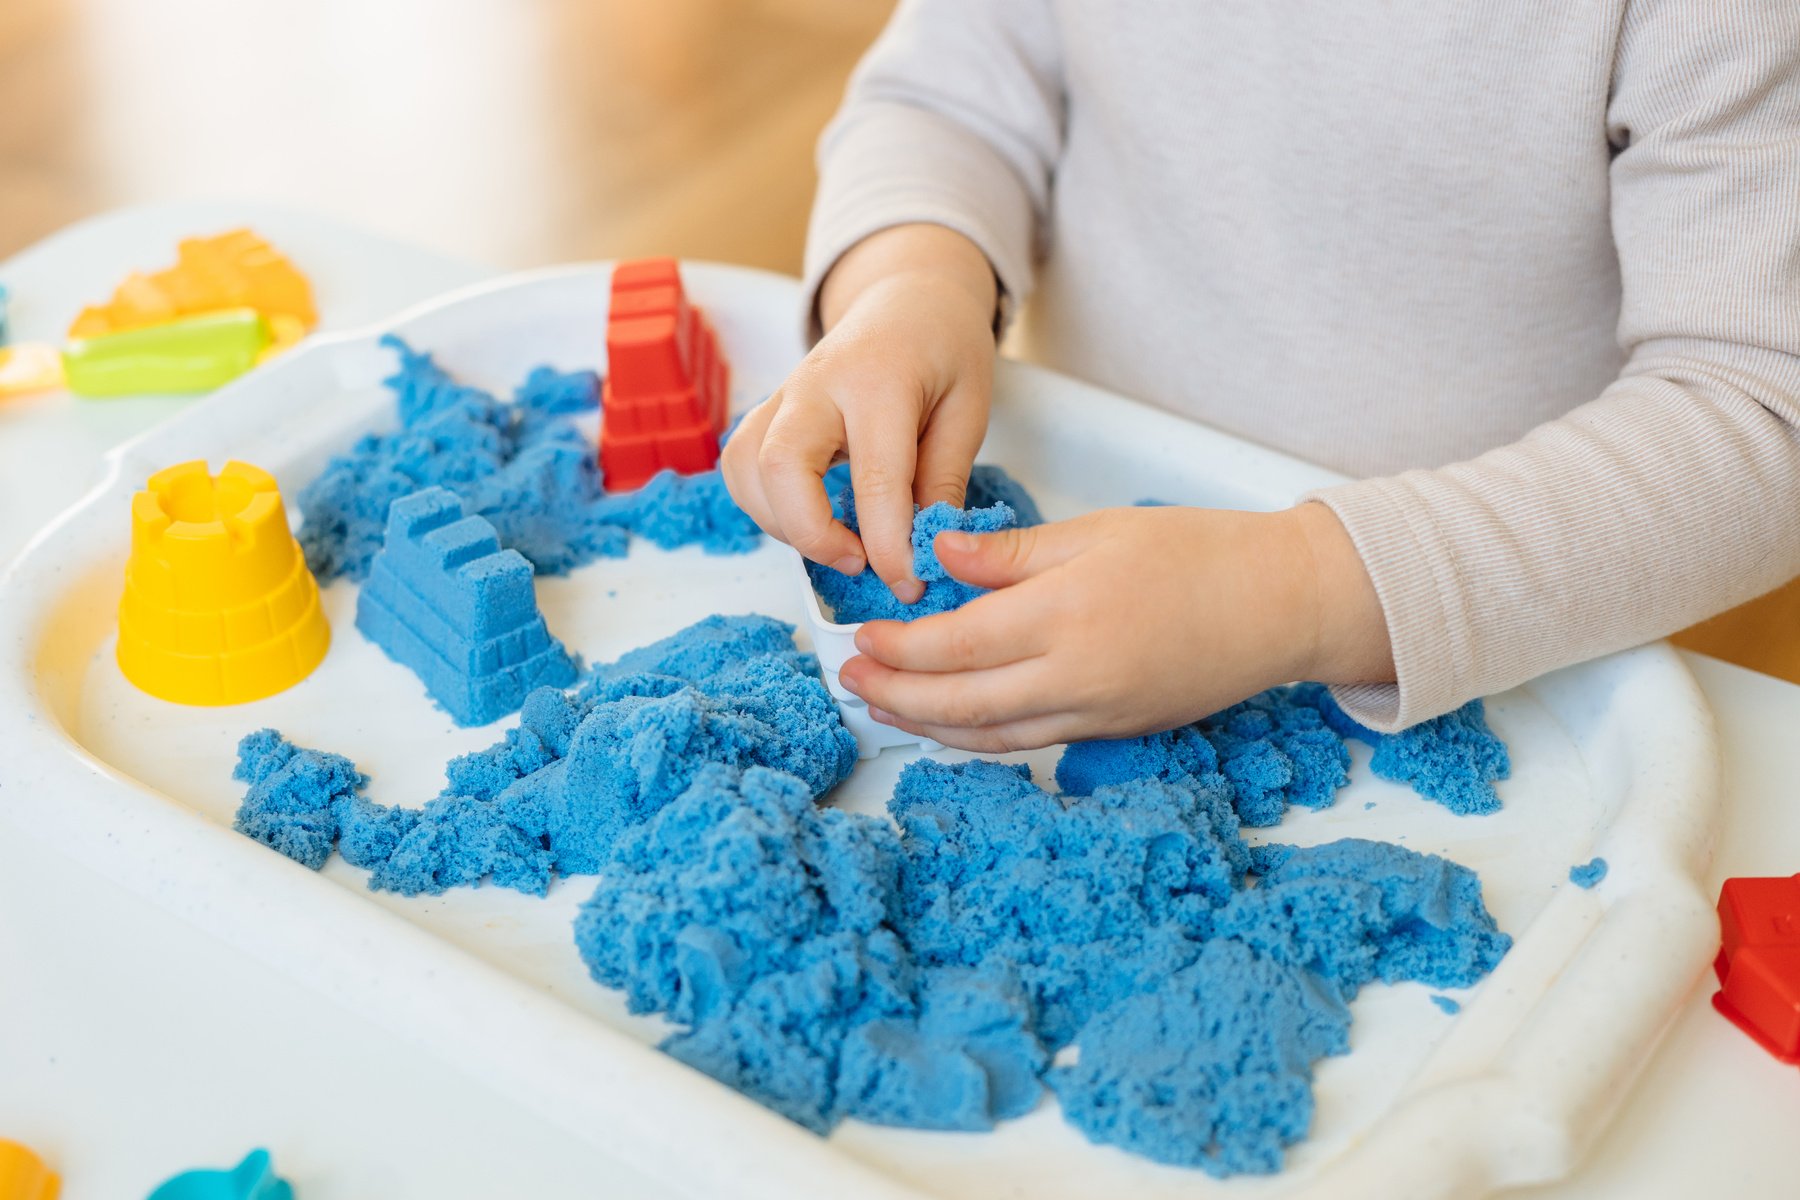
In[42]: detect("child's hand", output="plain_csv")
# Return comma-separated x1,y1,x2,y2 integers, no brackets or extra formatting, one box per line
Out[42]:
837,503,1395,751
722,224,998,603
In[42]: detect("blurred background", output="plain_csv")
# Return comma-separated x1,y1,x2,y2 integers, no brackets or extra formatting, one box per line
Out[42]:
0,0,895,270
2,0,1791,677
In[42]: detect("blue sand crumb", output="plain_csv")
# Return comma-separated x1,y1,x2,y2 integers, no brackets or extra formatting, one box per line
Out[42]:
1310,688,1510,815
1226,839,1512,996
890,759,1247,1048
805,463,1041,623
1569,857,1608,889
964,463,1045,527
232,730,368,869
1051,939,1350,1176
819,462,1045,529
1060,685,1509,824
1431,994,1462,1015
297,336,758,582
232,616,855,896
809,495,1016,623
1057,684,1351,828
354,486,577,726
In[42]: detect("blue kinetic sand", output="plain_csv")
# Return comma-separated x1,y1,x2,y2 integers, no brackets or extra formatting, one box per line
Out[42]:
1311,688,1511,815
1059,684,1509,823
1056,684,1351,827
297,337,758,582
571,747,1510,1169
1431,994,1462,1015
805,464,1037,623
1050,939,1351,1176
147,1148,293,1200
239,421,1521,1172
232,729,368,870
355,486,577,726
233,616,856,896
1569,856,1609,888
890,759,1247,1048
1222,839,1511,996
577,763,1046,1133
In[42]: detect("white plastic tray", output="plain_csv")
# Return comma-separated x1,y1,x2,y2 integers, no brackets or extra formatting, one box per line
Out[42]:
0,263,1722,1200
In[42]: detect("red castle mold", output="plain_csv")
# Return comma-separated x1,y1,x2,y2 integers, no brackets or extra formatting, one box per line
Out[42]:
599,258,730,492
1713,873,1800,1063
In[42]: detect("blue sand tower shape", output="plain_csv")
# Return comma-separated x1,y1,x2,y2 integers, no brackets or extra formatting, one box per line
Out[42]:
356,486,577,725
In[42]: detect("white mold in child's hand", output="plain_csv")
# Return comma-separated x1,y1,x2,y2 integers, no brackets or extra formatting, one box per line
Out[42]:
787,545,942,760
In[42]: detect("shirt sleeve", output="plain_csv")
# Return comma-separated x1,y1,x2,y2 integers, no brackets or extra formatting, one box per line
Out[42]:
1310,0,1800,731
803,0,1065,339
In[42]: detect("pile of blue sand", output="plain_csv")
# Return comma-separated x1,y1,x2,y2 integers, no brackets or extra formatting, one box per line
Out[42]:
298,336,759,583
355,486,577,726
806,463,1042,623
577,763,1047,1133
232,616,856,896
1569,857,1609,888
574,754,1510,1174
1059,683,1509,825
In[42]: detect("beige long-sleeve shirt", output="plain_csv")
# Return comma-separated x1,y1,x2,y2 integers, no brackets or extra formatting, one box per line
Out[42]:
803,0,1800,731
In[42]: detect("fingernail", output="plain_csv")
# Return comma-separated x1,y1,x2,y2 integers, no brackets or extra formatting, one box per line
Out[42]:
853,628,873,654
868,706,896,727
831,553,865,575
938,532,976,554
893,579,925,605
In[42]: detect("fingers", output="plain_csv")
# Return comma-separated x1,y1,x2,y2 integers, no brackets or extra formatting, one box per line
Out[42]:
720,394,779,531
844,401,925,604
912,381,989,508
853,586,1050,672
932,515,1091,590
757,391,865,573
865,705,1078,754
838,654,1057,731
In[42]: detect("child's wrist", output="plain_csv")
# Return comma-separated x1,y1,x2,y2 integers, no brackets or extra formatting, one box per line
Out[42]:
820,224,999,334
1284,502,1395,686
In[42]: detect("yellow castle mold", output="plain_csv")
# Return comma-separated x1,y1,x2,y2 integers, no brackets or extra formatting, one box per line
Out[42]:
118,460,330,705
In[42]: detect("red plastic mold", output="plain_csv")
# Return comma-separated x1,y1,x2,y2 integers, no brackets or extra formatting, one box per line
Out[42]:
599,258,730,492
1712,873,1800,1063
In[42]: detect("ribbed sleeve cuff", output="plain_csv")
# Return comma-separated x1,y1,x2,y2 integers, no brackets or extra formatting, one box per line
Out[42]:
803,101,1038,343
1306,477,1478,733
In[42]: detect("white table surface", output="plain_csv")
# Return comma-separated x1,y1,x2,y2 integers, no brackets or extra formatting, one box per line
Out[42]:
2,204,1796,1199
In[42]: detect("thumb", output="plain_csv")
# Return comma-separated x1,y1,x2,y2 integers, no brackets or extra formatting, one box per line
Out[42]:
932,521,1084,590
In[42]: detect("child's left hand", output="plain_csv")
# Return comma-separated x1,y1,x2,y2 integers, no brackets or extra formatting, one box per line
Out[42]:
836,503,1395,752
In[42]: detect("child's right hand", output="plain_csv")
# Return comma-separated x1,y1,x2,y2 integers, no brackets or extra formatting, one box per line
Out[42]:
721,224,999,604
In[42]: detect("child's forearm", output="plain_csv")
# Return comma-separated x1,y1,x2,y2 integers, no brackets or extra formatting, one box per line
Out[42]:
819,224,998,335
1290,501,1395,686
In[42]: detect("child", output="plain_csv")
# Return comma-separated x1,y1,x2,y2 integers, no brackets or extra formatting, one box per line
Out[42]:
721,0,1800,751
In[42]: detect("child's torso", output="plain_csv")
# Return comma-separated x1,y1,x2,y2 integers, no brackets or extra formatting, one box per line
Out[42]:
1017,0,1629,477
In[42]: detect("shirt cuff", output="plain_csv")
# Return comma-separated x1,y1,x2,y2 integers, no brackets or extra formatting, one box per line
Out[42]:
802,101,1038,343
1305,477,1478,733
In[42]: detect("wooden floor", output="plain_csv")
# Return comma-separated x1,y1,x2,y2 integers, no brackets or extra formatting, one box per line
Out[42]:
1,0,1792,680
